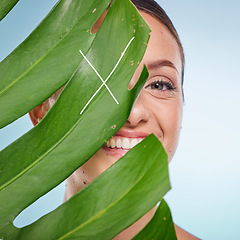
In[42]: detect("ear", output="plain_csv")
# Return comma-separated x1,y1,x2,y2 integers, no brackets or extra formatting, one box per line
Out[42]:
29,104,45,126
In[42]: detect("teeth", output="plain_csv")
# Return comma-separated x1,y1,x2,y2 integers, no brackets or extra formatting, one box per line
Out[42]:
130,138,138,148
110,138,115,148
105,137,143,150
122,138,130,149
116,139,121,148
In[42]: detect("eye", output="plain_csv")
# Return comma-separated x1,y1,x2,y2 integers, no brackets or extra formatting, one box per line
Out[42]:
146,79,175,91
144,76,178,99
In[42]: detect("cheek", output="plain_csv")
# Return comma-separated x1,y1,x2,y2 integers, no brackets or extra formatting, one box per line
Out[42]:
152,99,182,160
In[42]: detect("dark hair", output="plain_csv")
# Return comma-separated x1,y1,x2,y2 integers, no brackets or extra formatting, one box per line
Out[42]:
131,0,185,84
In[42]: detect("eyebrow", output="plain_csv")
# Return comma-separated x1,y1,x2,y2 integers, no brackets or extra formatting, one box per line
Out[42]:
146,60,179,74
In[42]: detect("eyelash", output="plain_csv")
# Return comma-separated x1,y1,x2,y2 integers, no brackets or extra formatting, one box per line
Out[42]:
145,79,176,92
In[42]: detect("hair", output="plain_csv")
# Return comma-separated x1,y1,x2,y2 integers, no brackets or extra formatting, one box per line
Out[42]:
131,0,185,84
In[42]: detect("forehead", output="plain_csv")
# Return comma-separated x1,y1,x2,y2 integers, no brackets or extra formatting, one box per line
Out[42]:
140,11,182,75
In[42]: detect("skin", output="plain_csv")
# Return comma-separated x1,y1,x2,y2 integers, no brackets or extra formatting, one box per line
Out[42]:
30,11,198,240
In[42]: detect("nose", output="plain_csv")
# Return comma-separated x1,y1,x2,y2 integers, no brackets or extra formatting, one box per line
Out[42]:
125,93,150,127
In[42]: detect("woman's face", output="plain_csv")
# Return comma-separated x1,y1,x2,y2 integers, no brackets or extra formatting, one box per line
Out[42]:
65,12,183,193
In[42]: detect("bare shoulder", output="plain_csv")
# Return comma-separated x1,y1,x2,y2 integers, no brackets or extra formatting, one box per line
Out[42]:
174,224,200,240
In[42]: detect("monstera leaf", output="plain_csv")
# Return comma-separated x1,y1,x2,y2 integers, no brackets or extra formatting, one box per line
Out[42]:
1,135,172,239
0,0,176,239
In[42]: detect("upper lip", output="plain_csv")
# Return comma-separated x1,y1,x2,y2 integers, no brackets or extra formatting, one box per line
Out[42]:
114,129,150,138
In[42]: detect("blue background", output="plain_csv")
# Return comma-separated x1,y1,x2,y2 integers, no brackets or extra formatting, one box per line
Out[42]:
0,0,240,239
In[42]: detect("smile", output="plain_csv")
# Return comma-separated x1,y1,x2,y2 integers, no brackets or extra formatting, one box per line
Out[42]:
104,136,144,150
102,131,149,159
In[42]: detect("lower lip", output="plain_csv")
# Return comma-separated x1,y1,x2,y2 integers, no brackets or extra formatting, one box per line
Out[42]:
102,145,130,159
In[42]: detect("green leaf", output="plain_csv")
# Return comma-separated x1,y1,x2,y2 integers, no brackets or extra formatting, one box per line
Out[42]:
5,134,170,239
0,0,113,128
0,0,19,21
1,0,177,239
132,199,177,240
0,0,152,238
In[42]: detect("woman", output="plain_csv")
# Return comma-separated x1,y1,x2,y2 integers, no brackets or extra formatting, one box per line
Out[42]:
29,0,198,239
